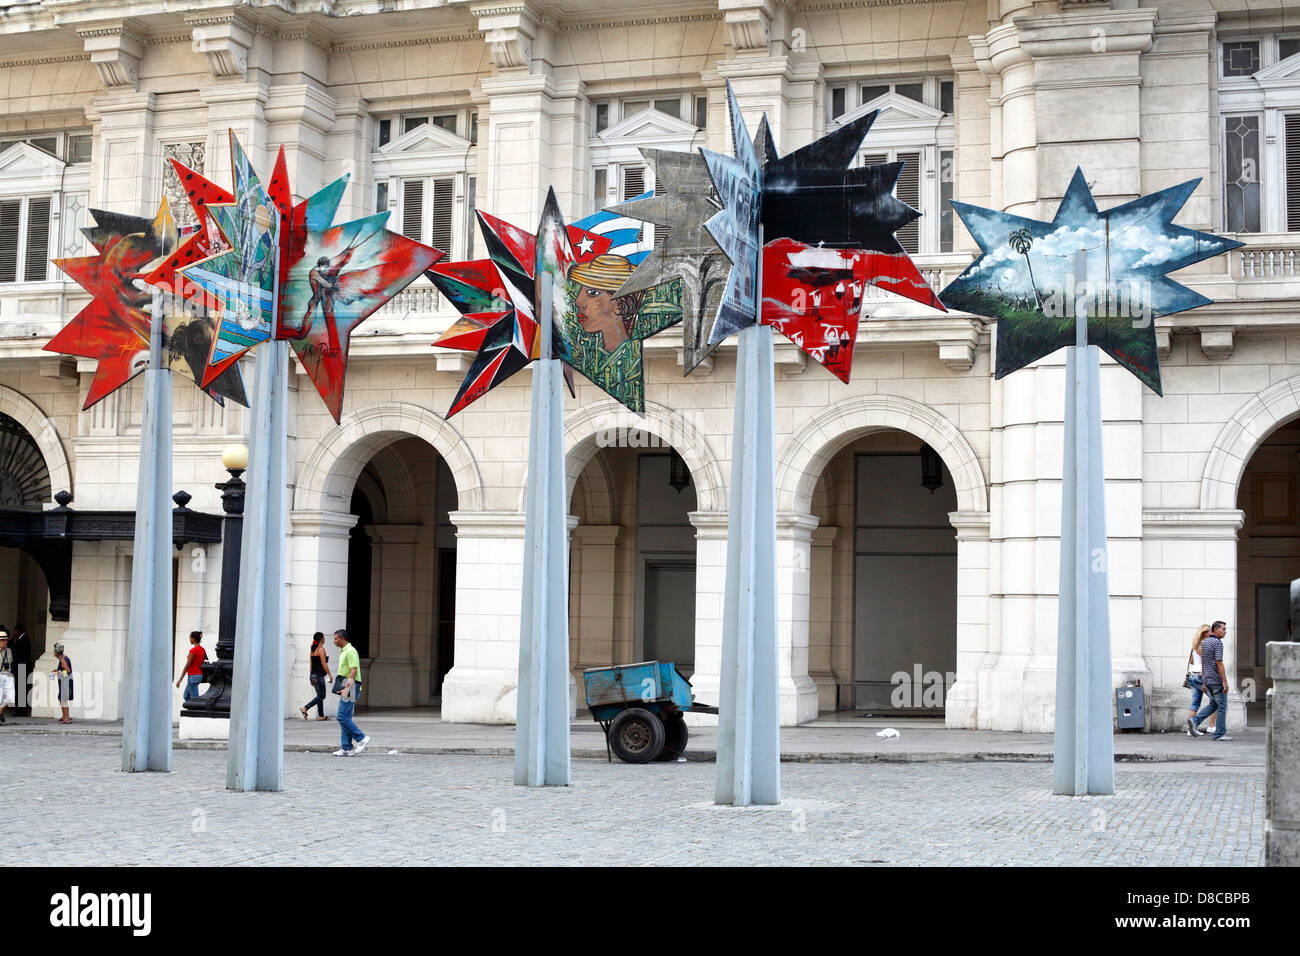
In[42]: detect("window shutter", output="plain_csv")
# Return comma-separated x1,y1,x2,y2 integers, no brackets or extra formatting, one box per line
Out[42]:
895,151,921,254
621,165,646,201
0,200,18,283
431,177,455,255
1287,115,1300,232
860,152,888,168
401,179,424,242
653,172,671,249
467,176,477,260
24,196,50,281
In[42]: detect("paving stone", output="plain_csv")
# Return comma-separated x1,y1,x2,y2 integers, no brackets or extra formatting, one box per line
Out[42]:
3,734,1264,866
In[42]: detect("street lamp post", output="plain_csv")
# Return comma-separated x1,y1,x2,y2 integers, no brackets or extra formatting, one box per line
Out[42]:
181,443,248,720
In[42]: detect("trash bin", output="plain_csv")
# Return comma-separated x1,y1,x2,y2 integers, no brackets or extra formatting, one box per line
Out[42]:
1115,684,1145,730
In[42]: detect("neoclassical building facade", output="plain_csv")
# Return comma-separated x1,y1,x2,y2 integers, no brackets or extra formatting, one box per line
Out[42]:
0,0,1296,733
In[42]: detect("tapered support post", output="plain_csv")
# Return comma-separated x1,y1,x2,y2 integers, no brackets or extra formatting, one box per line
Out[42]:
227,340,289,792
715,322,780,806
514,193,571,787
122,295,174,773
1053,251,1114,796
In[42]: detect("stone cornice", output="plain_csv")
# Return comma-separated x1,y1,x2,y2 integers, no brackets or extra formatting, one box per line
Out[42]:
448,510,527,535
797,0,942,10
1142,510,1245,539
0,53,91,69
333,32,485,53
556,12,721,33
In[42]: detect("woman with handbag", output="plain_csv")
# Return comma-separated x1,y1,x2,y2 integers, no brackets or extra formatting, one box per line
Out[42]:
300,632,332,720
1185,624,1210,737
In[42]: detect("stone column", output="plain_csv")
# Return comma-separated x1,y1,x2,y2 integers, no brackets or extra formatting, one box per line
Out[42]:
687,511,728,725
89,91,156,215
365,524,420,708
807,525,838,712
946,512,990,729
286,510,356,719
776,512,819,725
441,511,528,723
716,55,822,154
569,524,620,672
1265,641,1300,866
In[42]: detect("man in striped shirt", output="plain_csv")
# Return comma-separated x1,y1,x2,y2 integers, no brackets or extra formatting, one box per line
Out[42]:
1190,620,1232,740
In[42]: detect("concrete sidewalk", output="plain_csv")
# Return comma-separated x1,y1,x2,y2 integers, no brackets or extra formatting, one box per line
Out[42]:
3,709,1266,768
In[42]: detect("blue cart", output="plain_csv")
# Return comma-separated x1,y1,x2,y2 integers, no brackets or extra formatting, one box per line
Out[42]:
582,661,718,763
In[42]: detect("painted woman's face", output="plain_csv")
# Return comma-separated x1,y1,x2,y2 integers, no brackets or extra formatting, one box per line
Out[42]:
575,286,628,351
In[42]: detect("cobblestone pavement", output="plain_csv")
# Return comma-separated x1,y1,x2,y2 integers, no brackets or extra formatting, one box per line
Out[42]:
7,734,1264,866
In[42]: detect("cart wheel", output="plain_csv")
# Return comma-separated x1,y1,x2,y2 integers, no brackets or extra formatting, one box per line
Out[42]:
656,713,688,761
609,707,665,763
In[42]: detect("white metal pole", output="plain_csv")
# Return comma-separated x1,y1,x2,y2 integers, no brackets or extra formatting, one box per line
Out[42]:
227,248,289,791
122,291,174,772
1053,249,1114,795
514,225,571,787
715,225,779,806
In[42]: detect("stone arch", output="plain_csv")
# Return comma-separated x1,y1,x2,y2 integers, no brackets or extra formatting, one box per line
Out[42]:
775,395,988,515
558,398,727,513
0,385,72,503
365,444,418,523
295,402,483,514
571,452,616,525
1201,377,1300,510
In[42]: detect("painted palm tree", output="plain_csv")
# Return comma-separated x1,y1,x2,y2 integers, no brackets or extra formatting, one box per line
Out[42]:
1007,227,1043,309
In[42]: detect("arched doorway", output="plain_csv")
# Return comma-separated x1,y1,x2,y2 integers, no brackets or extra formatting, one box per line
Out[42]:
0,410,55,713
569,443,698,677
1235,418,1300,701
340,437,459,709
807,429,959,712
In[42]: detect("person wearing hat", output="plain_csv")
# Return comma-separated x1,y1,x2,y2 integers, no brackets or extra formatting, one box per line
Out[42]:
0,631,13,725
50,642,73,724
569,255,643,352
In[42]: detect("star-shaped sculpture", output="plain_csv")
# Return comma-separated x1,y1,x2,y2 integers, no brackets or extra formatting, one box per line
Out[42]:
160,132,441,421
940,168,1244,394
699,85,764,345
429,190,682,416
45,199,247,408
608,148,731,373
639,81,944,380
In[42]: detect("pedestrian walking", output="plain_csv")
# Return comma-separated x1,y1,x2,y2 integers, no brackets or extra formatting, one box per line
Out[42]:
1185,624,1210,737
300,631,332,721
0,631,13,725
175,631,206,701
50,642,73,724
331,628,370,757
1190,620,1232,741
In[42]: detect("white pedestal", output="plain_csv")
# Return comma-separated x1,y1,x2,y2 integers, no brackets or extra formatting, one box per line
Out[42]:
180,715,230,741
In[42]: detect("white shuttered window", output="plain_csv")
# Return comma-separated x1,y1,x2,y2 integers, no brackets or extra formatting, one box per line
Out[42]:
0,196,53,284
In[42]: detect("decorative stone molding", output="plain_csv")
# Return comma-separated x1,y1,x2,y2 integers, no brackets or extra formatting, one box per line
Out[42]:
776,395,989,514
1155,326,1172,361
186,13,254,80
1141,509,1245,539
289,510,360,539
1201,375,1300,511
1199,325,1235,360
0,385,72,502
688,511,730,539
720,0,774,56
333,33,485,53
948,511,991,540
471,2,538,72
295,402,485,513
78,24,145,90
557,13,721,33
563,399,727,513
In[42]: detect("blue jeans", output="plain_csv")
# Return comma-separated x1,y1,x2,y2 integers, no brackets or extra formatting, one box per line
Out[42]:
1195,684,1228,738
337,689,365,751
304,674,327,717
1187,673,1205,712
183,674,202,701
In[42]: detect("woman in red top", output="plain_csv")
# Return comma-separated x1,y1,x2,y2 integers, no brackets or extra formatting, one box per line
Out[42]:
175,631,206,701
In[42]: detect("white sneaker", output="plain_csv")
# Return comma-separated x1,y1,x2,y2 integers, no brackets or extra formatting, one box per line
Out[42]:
332,748,353,757
354,735,371,754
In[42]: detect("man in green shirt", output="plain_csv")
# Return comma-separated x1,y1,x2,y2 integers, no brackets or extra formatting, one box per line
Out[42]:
332,629,370,756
